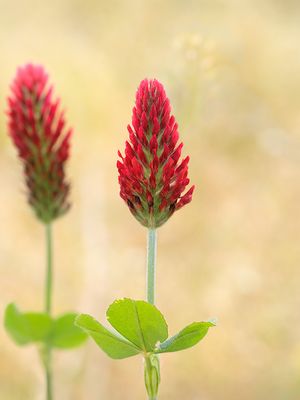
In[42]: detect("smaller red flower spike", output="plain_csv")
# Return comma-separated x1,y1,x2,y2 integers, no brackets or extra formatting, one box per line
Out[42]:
7,64,72,223
117,79,195,228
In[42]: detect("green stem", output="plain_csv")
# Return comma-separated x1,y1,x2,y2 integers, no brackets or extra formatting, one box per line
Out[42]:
145,228,160,400
45,360,52,400
147,228,157,305
45,223,53,315
45,223,53,400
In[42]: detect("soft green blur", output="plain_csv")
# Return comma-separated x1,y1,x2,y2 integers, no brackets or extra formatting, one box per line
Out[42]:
1,0,300,399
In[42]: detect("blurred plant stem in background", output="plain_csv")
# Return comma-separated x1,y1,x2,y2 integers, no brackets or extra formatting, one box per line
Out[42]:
45,223,53,400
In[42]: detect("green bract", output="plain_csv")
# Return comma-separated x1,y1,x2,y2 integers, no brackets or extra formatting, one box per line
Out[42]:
75,298,215,360
4,303,87,349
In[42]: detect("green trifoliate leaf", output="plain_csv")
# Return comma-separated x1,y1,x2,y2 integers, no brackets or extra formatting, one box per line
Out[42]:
50,313,87,349
156,321,215,353
75,314,140,359
4,303,52,345
106,298,168,352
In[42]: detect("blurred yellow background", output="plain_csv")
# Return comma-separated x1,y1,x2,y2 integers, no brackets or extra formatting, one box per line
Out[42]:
1,0,300,399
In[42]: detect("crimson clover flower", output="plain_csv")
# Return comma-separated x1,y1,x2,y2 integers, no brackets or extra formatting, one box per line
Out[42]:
117,79,195,228
7,64,72,223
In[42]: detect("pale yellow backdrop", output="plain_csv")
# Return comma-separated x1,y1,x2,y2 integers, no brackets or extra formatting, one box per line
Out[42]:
1,0,300,399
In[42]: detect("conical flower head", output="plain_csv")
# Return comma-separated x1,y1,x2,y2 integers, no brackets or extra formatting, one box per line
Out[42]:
7,64,72,223
117,79,195,228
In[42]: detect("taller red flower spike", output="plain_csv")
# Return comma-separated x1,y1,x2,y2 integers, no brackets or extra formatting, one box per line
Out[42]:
7,64,72,223
117,79,195,228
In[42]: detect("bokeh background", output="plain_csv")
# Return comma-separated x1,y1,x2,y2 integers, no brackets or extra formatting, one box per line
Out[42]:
1,0,300,399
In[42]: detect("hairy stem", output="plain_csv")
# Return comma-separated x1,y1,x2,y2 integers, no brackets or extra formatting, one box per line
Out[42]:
147,228,157,305
145,228,160,400
45,223,53,314
45,223,53,400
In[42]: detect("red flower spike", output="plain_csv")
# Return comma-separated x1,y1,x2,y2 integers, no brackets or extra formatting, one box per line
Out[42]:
7,63,72,223
117,79,194,228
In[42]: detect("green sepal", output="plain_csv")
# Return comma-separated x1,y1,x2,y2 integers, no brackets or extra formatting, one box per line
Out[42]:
156,321,215,353
75,314,140,359
4,303,52,345
106,298,168,352
50,313,87,349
